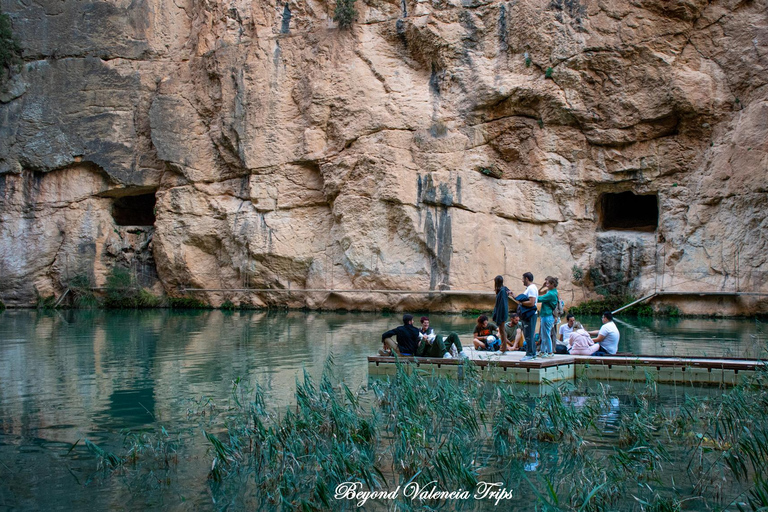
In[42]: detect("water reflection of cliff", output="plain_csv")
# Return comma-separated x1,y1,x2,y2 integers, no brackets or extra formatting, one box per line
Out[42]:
1,311,764,443
1,310,470,439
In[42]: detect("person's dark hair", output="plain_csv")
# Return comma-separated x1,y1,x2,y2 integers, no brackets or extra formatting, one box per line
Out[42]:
403,314,414,325
494,275,504,294
420,316,429,323
547,276,559,288
509,312,519,319
477,315,488,324
523,272,534,282
603,311,613,321
566,313,574,320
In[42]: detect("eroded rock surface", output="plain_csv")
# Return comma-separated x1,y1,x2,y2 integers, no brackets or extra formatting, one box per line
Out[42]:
1,0,766,314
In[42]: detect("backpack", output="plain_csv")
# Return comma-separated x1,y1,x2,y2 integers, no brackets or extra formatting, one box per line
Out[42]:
553,298,565,318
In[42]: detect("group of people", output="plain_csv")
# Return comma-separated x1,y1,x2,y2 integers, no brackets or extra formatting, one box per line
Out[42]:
379,273,620,361
379,314,468,359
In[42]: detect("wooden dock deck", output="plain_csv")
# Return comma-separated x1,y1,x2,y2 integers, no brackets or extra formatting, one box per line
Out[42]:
368,349,766,386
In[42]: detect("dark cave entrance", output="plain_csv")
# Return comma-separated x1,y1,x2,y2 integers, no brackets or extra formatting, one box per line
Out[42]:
598,192,658,232
111,193,157,226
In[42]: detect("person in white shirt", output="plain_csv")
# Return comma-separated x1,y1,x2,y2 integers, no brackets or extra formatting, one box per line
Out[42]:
556,313,575,354
588,311,620,355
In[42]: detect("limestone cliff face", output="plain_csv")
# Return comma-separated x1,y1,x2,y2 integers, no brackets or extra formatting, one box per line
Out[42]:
1,0,766,313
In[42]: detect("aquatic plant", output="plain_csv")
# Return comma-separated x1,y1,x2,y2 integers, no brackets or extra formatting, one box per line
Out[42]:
79,355,768,511
85,438,123,470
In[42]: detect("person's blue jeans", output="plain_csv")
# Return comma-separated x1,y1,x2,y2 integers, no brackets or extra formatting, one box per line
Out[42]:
522,313,537,357
539,314,555,355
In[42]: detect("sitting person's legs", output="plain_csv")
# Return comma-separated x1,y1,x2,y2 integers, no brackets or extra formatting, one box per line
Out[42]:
418,336,447,358
380,336,400,356
442,333,463,354
570,344,601,356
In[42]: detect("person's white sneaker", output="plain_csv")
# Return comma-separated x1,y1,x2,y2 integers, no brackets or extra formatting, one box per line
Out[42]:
521,355,535,362
443,352,453,359
459,349,470,359
378,349,392,356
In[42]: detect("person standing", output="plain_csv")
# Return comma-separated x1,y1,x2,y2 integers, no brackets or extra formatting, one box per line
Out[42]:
492,275,511,353
516,272,539,362
537,276,559,358
380,314,421,356
588,311,621,355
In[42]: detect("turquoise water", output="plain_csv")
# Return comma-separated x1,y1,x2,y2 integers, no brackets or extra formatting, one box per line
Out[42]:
0,309,765,510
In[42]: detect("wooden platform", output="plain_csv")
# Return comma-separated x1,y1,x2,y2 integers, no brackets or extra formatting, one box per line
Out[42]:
368,349,767,386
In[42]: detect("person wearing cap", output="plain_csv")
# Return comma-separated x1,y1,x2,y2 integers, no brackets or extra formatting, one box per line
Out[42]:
379,314,421,356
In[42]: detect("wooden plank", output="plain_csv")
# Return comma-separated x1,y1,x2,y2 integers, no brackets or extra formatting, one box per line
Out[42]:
369,355,766,372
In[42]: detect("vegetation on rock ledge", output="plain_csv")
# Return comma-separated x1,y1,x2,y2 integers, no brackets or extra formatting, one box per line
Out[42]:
0,8,22,86
333,0,357,29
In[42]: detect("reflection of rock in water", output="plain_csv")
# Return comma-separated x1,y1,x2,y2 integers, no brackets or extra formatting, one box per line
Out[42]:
523,449,539,472
99,387,156,429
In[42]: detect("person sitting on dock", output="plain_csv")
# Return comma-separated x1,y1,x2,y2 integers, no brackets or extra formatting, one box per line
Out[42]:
504,312,525,351
416,316,466,358
473,315,500,351
379,314,421,356
555,313,576,354
588,311,620,355
567,322,600,355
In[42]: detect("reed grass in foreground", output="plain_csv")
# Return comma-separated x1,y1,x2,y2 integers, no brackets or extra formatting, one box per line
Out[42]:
85,359,768,511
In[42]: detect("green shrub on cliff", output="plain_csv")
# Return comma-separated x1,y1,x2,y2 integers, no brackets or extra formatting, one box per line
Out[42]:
69,274,99,308
0,299,5,311
103,267,162,309
0,8,22,81
334,0,357,29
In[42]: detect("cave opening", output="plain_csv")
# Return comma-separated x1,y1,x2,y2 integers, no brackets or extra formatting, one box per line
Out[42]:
598,192,658,232
112,193,157,226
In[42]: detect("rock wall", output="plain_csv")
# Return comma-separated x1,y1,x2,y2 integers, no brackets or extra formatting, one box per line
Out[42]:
1,0,766,313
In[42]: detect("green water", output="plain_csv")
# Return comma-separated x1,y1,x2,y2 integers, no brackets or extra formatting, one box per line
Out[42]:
0,309,765,510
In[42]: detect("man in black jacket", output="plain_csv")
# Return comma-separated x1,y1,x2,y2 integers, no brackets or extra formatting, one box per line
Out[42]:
379,314,421,356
